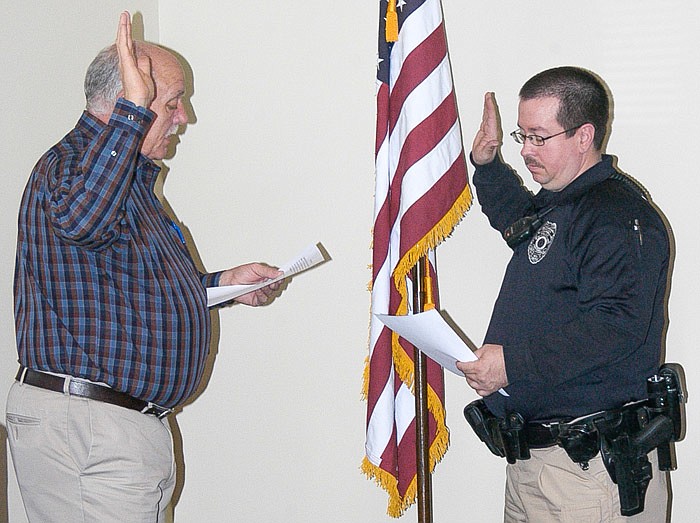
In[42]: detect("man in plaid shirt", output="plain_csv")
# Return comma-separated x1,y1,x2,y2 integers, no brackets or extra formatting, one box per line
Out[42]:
7,12,282,522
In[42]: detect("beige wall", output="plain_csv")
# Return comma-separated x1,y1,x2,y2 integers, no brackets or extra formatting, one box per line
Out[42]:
2,1,698,522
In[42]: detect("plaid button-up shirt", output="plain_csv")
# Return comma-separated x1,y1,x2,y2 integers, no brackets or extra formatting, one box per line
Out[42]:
14,99,219,408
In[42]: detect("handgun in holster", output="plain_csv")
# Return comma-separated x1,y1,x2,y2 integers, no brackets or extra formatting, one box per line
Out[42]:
598,363,687,516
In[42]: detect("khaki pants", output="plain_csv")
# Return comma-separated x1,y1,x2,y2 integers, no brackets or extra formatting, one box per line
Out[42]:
504,445,669,523
6,381,176,523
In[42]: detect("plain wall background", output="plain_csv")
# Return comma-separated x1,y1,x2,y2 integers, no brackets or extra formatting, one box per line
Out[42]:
2,1,698,521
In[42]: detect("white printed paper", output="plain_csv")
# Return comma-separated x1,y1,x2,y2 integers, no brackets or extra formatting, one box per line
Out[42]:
206,243,328,307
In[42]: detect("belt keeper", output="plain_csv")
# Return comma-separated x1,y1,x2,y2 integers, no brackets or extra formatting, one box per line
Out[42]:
18,367,28,384
62,376,71,395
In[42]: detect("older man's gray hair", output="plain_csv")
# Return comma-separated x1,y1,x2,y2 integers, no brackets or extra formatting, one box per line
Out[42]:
84,44,123,117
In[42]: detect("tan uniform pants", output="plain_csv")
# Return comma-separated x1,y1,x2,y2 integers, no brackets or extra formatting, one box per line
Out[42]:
504,445,669,523
6,380,176,523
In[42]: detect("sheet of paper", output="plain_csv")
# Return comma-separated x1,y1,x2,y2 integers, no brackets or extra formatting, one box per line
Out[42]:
375,309,508,396
206,242,328,307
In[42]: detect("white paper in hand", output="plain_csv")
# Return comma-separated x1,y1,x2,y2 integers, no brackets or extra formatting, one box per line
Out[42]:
206,243,328,307
375,309,508,396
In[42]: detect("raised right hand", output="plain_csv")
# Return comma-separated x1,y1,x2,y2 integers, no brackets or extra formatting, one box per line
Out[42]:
471,92,503,165
116,11,154,108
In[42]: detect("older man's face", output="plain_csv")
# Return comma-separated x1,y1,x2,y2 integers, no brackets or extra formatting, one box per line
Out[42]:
140,50,188,161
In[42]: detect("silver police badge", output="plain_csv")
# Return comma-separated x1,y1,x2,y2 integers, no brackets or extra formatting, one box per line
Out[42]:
528,221,557,264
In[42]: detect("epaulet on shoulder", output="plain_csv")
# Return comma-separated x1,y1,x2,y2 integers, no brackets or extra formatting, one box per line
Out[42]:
606,172,651,202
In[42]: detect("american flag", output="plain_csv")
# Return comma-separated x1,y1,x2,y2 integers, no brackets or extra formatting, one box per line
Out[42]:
362,0,472,517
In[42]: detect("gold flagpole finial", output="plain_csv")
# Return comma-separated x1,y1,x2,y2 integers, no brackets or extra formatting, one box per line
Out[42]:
385,0,398,43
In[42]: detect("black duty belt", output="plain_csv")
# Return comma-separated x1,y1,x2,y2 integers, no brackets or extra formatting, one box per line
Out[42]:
463,363,687,518
524,421,568,448
16,366,173,419
524,408,627,449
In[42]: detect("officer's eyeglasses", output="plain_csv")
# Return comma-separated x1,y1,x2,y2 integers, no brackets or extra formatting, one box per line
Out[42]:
510,124,584,146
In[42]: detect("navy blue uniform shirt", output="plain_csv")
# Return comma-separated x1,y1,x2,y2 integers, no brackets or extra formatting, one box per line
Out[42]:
474,155,670,421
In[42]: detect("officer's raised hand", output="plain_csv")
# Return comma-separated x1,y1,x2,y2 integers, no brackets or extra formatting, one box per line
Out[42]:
471,92,502,166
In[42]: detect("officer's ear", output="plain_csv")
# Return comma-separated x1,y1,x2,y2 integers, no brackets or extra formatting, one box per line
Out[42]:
577,122,596,152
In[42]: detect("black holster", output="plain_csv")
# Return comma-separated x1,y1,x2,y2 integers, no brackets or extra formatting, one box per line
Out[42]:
463,399,529,464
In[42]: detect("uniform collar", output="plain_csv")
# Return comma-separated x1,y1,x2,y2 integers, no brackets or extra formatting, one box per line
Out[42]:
534,154,616,209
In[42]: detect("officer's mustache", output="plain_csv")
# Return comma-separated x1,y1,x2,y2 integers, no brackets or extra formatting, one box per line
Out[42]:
524,157,544,169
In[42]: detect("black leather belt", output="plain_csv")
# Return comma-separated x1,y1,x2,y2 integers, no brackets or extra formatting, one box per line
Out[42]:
524,402,646,449
16,366,173,419
525,421,569,448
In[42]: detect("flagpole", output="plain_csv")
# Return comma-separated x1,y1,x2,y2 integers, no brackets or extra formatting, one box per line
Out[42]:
412,256,434,523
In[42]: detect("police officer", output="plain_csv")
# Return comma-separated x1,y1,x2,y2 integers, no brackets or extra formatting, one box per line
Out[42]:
457,67,671,522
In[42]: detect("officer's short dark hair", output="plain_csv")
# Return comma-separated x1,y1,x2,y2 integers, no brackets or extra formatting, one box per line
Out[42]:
519,66,610,151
